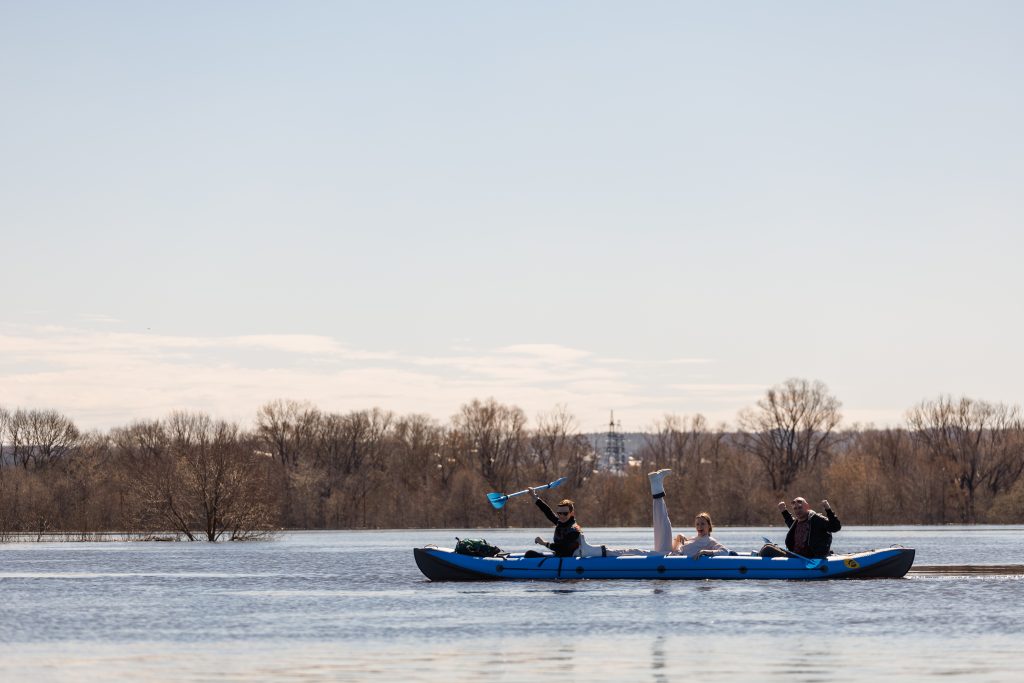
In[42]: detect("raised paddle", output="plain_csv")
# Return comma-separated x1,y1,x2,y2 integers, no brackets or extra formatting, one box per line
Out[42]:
487,477,567,510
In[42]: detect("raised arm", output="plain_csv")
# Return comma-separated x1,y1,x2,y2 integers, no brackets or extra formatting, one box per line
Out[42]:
822,500,841,532
779,501,795,528
534,496,559,525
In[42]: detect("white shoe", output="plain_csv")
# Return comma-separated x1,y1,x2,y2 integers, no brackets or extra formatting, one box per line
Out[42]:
648,468,672,496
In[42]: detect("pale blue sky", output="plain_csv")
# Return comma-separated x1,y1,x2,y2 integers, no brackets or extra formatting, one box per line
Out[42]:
2,2,1022,431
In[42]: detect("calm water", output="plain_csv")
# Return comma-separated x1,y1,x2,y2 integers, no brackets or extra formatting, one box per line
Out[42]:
2,526,1022,682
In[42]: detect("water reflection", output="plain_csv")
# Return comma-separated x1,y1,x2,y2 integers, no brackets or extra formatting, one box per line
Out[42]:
7,634,1022,682
651,634,668,683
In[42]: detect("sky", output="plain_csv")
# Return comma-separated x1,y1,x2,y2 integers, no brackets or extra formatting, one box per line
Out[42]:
1,1,1022,433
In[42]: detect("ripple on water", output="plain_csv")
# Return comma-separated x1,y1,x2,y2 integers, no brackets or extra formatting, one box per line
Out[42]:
2,528,1024,682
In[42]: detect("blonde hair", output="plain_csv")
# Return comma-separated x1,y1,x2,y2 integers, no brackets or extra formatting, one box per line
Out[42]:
696,512,713,533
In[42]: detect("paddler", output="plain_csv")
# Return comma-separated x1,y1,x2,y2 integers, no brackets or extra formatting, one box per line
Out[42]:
526,489,581,558
777,497,842,558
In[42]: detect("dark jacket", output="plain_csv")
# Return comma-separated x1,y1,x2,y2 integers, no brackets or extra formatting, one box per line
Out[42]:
782,507,841,558
536,498,581,557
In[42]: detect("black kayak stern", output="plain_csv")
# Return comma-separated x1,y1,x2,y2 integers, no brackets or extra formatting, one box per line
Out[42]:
414,547,499,581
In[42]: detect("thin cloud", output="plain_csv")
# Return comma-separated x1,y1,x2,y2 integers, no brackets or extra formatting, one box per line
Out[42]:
494,344,593,363
0,325,792,432
668,383,766,393
666,383,767,404
78,314,121,324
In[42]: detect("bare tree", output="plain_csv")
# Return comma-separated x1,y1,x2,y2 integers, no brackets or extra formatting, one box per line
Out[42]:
1,408,79,470
58,430,121,535
636,414,720,475
632,414,729,523
530,406,594,489
906,396,1024,523
0,406,9,469
388,414,444,491
115,413,277,540
335,408,394,527
427,428,468,527
25,409,80,469
5,409,32,469
113,419,191,537
382,414,447,526
168,412,277,541
255,399,321,469
453,398,527,493
736,378,843,491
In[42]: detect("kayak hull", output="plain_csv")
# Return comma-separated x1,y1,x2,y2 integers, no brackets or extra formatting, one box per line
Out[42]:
414,546,915,581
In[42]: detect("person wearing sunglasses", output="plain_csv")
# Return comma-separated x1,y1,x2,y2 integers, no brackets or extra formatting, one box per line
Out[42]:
777,497,842,558
527,489,581,558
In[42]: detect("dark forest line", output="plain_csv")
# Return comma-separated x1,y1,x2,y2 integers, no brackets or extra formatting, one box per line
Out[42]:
2,378,1024,541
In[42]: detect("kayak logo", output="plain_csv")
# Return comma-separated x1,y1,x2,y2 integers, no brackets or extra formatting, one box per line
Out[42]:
844,558,860,569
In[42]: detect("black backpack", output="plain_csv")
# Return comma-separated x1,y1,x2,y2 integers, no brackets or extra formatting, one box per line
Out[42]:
454,537,503,557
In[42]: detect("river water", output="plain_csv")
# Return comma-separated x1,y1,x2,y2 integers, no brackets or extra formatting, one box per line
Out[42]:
1,526,1022,682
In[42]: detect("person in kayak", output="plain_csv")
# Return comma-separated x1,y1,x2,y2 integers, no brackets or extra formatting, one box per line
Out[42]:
527,490,581,557
649,469,730,557
777,497,841,558
573,469,730,558
669,512,730,556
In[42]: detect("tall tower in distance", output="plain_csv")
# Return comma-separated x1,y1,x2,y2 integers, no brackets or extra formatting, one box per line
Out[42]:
604,410,627,472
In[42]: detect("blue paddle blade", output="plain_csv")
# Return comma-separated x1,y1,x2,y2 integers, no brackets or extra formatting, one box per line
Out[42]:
806,559,822,569
486,492,507,509
548,477,567,489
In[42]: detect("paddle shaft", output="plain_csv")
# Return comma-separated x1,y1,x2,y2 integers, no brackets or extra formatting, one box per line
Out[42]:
487,477,567,509
762,536,820,567
505,481,561,501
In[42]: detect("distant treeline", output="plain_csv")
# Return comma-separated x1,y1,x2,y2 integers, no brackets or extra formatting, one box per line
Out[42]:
2,378,1023,541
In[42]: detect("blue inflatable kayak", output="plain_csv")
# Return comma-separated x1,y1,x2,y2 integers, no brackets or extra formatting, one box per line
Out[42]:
414,546,915,581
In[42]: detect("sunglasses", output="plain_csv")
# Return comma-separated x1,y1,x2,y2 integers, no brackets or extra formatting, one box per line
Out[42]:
556,510,571,516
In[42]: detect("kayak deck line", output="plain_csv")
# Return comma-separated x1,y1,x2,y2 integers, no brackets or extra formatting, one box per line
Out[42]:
414,546,915,581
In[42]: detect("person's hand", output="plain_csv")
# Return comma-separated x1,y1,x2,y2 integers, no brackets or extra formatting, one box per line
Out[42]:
534,536,545,545
672,534,686,552
528,487,539,499
697,550,714,558
778,501,788,511
822,499,831,511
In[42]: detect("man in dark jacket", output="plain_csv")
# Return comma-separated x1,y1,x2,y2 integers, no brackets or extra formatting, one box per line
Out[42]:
528,489,581,557
778,497,841,558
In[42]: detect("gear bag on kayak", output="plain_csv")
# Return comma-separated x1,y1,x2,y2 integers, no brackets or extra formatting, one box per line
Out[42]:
454,538,503,557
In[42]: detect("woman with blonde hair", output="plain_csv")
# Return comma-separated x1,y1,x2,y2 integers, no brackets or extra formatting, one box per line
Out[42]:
576,470,730,558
